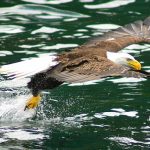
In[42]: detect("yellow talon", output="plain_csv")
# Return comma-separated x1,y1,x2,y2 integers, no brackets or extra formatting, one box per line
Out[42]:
24,95,41,110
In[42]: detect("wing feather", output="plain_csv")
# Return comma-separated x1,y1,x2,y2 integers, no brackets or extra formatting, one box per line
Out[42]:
50,56,130,83
84,16,150,51
0,55,58,79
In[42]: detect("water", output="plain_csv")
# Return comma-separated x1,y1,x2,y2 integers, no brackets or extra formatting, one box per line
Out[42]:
0,0,150,149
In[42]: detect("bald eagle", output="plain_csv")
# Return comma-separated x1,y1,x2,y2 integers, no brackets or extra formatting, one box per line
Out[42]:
0,17,150,110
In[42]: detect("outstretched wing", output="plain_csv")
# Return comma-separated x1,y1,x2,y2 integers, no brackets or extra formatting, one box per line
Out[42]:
84,16,150,52
50,56,147,83
0,54,58,79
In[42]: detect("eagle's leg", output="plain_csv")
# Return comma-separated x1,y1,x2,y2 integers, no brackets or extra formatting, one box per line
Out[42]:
24,95,41,110
24,89,41,110
24,72,62,110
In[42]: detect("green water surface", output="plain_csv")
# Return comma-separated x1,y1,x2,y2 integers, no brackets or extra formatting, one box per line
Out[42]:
0,0,150,149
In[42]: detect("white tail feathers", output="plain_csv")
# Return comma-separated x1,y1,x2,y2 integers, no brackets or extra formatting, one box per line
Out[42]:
0,54,59,80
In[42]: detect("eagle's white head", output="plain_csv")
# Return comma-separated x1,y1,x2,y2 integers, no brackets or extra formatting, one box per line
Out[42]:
107,51,141,70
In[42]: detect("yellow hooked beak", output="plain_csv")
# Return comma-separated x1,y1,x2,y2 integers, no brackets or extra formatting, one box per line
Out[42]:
127,60,141,70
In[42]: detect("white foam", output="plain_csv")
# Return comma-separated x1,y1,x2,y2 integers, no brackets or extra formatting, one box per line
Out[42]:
4,130,44,140
0,94,35,122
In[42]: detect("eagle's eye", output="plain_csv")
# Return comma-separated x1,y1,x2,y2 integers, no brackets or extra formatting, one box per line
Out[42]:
126,58,133,61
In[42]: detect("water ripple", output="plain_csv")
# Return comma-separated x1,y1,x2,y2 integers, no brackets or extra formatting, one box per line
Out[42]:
0,0,149,149
108,137,142,145
94,109,138,119
0,51,13,57
22,0,73,5
31,26,64,34
0,4,89,19
41,43,78,50
4,129,45,140
0,25,25,34
87,23,120,30
84,0,135,9
122,44,150,54
108,77,146,83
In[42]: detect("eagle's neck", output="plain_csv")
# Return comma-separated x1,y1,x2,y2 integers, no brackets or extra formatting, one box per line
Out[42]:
106,51,134,66
106,51,121,64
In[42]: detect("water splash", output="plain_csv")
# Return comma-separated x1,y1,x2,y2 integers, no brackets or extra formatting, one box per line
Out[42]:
0,79,35,122
0,93,35,122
